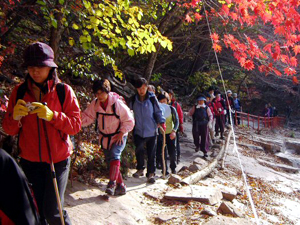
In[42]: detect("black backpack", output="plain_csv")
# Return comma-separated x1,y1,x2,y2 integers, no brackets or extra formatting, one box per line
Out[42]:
192,106,209,124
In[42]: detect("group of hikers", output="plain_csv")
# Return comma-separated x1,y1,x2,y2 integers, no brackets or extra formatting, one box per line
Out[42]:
0,42,242,225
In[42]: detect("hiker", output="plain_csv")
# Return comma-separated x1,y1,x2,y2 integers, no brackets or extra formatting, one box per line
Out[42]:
206,94,215,144
0,148,40,225
268,103,273,117
273,107,278,117
208,86,215,102
225,90,234,125
213,91,226,139
168,89,184,164
157,93,179,174
188,95,213,157
148,85,156,94
233,93,242,125
81,79,134,195
285,105,292,121
263,104,270,117
129,78,165,183
2,42,81,225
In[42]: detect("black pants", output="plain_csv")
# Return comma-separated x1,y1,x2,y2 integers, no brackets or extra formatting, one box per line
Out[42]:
192,123,209,153
176,130,180,161
134,135,157,177
20,158,72,225
0,149,40,225
157,133,177,173
215,115,225,137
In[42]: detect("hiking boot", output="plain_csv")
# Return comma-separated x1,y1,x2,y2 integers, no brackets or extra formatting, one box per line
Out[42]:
203,153,208,158
133,169,144,178
156,163,162,170
220,136,225,140
114,183,126,196
171,169,176,174
105,181,116,195
147,173,156,184
195,146,200,152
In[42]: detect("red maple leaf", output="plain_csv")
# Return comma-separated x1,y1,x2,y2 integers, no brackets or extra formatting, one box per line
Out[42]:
211,33,219,43
213,44,222,52
258,35,267,43
284,67,296,76
185,14,192,23
292,76,299,85
290,57,298,67
243,60,255,70
194,13,202,21
293,45,300,55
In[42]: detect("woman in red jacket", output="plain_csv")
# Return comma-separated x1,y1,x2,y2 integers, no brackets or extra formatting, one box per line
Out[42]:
3,42,81,225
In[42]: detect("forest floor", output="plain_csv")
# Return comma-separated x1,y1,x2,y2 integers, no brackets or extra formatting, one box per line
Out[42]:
64,119,300,225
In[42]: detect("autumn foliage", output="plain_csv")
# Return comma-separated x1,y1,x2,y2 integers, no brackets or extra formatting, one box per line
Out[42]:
181,0,300,77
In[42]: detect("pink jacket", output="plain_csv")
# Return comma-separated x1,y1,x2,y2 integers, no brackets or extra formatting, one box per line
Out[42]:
81,92,134,149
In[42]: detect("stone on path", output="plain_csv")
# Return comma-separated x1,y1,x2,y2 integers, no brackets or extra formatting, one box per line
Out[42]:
257,158,299,173
285,140,300,155
189,164,203,172
164,185,222,205
155,214,177,223
167,174,182,185
144,191,161,200
203,215,256,225
276,152,300,168
217,201,244,217
237,142,264,151
193,157,209,167
201,206,217,216
220,186,237,201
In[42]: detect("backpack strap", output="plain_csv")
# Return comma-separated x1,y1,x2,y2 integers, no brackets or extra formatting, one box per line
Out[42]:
16,82,28,104
55,83,66,110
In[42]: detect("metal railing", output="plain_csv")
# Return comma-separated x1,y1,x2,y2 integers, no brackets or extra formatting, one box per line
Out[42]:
231,111,286,130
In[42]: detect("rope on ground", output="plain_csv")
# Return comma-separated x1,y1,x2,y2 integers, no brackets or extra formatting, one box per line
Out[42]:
203,1,260,224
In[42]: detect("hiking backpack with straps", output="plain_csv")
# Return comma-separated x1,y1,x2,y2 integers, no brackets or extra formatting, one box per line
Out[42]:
94,99,122,149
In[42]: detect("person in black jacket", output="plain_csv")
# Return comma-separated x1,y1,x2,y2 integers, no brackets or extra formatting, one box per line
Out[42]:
0,148,40,225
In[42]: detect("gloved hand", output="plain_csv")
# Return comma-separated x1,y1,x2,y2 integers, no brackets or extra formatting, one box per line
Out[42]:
170,130,176,140
179,124,184,133
30,102,54,121
13,99,29,120
160,123,166,131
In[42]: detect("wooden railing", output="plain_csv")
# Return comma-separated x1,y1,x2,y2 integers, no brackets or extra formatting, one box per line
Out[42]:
231,111,286,130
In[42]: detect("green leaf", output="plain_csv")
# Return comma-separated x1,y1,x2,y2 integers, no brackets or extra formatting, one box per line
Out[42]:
36,0,46,6
127,48,135,56
69,37,75,46
72,23,79,30
59,0,64,5
51,19,57,28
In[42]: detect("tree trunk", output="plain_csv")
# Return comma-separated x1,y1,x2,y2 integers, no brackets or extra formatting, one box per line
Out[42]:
143,5,186,82
49,0,68,61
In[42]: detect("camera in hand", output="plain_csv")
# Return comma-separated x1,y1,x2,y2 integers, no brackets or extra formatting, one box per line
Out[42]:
26,102,38,111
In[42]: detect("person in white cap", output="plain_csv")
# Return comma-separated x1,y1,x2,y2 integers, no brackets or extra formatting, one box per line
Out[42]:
225,90,234,125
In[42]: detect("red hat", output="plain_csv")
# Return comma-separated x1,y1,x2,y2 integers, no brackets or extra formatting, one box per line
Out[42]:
23,42,58,68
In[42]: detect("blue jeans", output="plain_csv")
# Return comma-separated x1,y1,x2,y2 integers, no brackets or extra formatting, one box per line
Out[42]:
20,158,71,225
103,136,127,162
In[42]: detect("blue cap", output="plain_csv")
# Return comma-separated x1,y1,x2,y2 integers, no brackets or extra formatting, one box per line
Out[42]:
197,96,206,101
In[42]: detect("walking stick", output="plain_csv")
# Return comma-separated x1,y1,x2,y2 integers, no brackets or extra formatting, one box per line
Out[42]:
42,120,65,225
158,125,166,179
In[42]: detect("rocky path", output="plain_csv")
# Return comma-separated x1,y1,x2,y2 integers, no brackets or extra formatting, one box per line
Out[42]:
65,121,300,225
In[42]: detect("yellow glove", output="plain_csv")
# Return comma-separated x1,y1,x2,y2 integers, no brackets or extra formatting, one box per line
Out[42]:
30,102,54,121
13,99,29,120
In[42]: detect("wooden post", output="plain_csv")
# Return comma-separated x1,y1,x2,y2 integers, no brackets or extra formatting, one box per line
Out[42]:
247,113,250,128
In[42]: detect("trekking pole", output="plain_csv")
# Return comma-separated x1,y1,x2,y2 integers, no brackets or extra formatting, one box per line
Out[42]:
158,125,166,179
42,120,65,225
